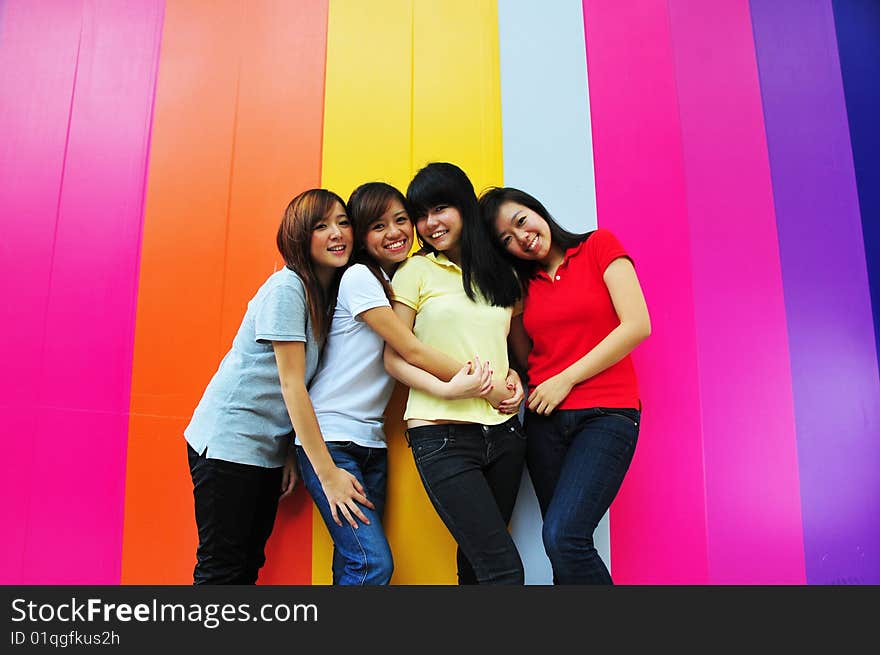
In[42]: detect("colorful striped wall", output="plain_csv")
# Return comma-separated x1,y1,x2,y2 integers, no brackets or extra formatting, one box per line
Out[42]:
1,0,877,585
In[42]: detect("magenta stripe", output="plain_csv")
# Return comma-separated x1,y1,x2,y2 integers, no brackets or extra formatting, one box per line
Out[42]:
0,0,164,583
667,0,805,583
751,0,880,584
583,0,709,583
0,0,84,584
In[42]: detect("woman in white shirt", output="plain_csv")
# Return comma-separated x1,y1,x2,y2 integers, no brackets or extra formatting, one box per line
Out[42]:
300,182,494,585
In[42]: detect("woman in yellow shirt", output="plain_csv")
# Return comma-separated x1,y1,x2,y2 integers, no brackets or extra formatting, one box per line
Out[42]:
385,162,525,584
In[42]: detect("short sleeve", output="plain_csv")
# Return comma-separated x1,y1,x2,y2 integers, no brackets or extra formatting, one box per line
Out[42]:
339,264,390,320
390,256,424,311
590,228,631,274
254,279,308,343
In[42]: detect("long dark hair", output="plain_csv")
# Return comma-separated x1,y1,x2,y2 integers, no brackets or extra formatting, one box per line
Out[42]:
406,162,521,307
478,186,590,286
276,188,348,343
347,182,410,301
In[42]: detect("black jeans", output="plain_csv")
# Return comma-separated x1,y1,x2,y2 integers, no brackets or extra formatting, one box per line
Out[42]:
406,416,527,585
187,444,282,585
525,407,640,584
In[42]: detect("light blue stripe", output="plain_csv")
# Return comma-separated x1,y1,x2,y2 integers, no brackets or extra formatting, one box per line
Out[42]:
498,0,597,232
498,0,606,585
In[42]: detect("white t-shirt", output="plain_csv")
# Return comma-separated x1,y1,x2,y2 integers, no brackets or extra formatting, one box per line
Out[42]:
305,264,395,448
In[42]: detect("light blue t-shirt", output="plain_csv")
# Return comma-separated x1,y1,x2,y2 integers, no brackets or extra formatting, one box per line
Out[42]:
184,267,320,468
306,264,394,448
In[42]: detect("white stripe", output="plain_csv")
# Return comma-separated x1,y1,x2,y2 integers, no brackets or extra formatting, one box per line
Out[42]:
498,0,607,585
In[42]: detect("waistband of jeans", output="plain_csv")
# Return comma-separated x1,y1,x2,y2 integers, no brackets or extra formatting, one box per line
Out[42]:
405,415,520,444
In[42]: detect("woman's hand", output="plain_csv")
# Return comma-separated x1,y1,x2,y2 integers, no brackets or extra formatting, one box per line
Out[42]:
527,372,574,415
320,466,376,529
280,450,298,500
497,369,524,414
441,355,493,400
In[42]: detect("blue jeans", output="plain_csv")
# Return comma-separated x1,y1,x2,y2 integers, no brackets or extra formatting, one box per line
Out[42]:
407,416,527,585
297,443,393,585
525,407,640,584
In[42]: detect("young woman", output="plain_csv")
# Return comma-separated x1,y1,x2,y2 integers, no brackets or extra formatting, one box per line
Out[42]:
384,162,526,585
479,187,651,584
300,182,495,585
183,188,368,585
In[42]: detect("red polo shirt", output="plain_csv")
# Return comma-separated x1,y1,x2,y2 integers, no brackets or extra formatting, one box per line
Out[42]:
522,228,640,410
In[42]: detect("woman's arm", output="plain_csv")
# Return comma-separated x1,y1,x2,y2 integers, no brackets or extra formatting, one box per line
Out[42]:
382,302,495,399
528,258,651,415
496,314,530,414
273,341,376,528
360,305,462,382
507,313,531,375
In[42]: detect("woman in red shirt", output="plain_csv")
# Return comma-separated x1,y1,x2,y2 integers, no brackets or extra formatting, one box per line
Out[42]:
480,187,651,584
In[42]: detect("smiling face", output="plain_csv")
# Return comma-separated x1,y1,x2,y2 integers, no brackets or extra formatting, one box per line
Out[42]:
493,200,553,262
363,198,413,274
309,200,353,272
415,203,463,255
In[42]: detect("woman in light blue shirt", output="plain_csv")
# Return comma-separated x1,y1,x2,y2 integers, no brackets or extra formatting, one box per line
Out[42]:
184,188,368,585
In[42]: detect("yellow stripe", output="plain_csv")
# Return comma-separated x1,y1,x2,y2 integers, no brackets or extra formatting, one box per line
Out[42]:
412,0,503,189
316,0,503,585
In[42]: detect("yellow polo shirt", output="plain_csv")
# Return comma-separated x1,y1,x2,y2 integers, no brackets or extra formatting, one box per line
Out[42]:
391,253,512,425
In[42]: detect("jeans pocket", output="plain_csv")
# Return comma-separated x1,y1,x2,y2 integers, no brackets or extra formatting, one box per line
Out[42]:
326,441,355,450
510,422,528,441
411,437,449,464
596,407,640,427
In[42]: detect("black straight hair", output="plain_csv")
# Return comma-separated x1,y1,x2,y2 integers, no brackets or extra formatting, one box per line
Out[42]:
478,186,591,287
406,162,521,307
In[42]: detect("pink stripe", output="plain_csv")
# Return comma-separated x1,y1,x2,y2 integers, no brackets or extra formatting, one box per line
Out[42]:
667,0,805,583
1,0,163,583
0,0,84,584
22,411,131,583
583,0,709,583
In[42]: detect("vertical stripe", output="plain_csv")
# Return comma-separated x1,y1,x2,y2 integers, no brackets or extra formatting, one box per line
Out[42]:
832,0,880,390
122,0,242,584
751,0,880,584
582,0,709,583
497,0,601,585
229,0,328,586
412,0,502,189
315,0,413,585
314,0,505,585
121,0,328,584
0,0,162,584
667,0,805,583
0,0,83,584
409,0,504,583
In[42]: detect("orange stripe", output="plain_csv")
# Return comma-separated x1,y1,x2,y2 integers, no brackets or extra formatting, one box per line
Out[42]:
121,0,328,584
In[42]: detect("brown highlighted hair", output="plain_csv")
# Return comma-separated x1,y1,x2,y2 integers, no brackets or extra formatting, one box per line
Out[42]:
348,182,411,301
277,188,347,343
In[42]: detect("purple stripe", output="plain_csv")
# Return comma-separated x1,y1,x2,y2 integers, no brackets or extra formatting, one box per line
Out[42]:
751,0,880,584
667,0,805,583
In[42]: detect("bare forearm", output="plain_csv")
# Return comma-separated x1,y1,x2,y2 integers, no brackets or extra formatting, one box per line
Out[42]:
559,323,649,387
406,344,462,383
384,346,450,396
280,382,334,479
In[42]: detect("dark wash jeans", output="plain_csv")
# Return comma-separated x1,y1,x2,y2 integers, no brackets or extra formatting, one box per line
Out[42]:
297,442,393,585
406,415,527,585
187,444,282,585
525,407,640,585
